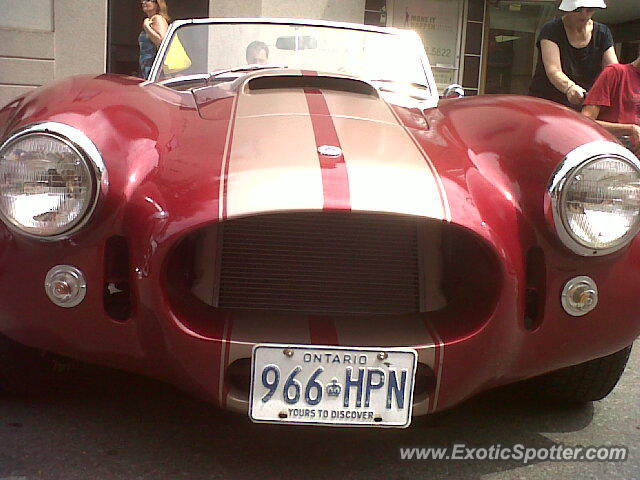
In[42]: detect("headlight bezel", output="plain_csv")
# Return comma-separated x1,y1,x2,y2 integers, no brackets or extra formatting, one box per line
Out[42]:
0,122,108,240
548,140,640,256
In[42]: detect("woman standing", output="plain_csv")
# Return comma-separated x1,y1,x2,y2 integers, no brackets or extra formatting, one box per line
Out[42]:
138,0,170,79
528,0,618,109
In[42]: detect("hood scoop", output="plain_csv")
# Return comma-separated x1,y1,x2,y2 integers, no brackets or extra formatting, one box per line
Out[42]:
245,75,379,98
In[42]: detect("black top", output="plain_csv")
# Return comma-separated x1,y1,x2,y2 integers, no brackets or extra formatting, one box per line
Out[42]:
529,17,614,108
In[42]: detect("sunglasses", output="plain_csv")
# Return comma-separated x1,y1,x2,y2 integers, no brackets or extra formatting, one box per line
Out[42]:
140,0,156,4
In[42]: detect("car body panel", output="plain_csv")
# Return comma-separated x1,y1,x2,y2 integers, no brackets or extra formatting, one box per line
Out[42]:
1,20,639,418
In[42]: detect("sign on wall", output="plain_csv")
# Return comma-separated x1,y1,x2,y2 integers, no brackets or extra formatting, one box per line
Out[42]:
390,0,464,89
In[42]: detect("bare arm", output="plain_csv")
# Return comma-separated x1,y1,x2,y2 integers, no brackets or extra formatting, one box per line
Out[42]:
540,39,586,106
601,46,618,67
582,104,640,153
143,15,169,47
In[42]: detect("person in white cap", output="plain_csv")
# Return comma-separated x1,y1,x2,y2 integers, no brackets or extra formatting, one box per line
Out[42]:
528,0,618,109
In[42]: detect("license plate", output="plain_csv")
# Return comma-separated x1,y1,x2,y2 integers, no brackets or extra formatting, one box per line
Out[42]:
249,344,417,427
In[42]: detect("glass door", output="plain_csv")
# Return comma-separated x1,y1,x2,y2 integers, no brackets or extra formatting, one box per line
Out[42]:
485,0,556,94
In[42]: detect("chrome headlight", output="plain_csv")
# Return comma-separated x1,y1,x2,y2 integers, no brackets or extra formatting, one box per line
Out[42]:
0,122,106,239
548,141,640,256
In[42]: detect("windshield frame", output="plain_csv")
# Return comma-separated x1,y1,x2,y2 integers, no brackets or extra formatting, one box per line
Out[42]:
148,18,439,108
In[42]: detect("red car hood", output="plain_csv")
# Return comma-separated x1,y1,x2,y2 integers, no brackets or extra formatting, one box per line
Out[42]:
192,71,449,221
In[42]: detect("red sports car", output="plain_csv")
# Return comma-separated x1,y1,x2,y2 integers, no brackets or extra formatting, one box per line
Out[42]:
0,18,639,428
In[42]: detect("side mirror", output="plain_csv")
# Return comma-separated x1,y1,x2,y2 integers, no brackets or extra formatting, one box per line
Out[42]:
442,84,464,99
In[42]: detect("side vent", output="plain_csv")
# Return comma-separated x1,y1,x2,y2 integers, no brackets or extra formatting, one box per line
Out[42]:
524,246,546,330
104,236,133,322
246,75,379,97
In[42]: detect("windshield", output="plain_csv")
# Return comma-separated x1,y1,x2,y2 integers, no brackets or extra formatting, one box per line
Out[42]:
152,21,432,92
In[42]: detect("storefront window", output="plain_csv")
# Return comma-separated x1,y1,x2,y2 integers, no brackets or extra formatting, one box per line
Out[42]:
386,0,465,92
485,0,556,95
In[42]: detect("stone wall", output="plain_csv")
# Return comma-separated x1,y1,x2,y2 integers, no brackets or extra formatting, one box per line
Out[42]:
0,0,107,108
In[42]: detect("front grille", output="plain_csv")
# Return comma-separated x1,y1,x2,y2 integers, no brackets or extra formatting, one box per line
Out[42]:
217,213,421,315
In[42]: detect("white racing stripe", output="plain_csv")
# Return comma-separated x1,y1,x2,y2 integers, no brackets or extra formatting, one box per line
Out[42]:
426,325,444,413
224,88,324,218
322,90,448,219
219,75,448,413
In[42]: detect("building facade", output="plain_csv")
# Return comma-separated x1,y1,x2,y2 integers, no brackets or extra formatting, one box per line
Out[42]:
1,0,639,107
0,0,107,107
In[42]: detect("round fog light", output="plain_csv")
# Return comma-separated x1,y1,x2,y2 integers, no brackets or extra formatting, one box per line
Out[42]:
44,265,87,307
561,276,598,316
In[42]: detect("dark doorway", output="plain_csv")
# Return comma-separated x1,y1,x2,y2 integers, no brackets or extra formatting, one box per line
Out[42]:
107,0,209,77
485,1,556,95
364,0,387,27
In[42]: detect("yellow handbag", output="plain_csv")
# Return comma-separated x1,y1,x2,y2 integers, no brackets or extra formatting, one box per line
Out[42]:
163,35,192,74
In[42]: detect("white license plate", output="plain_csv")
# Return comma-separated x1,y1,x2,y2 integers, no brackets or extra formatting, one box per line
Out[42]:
249,344,417,427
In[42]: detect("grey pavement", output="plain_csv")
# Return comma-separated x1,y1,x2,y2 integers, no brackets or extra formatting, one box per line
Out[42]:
0,346,638,480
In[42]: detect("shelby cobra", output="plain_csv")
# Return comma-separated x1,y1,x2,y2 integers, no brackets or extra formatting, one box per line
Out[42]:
0,18,639,428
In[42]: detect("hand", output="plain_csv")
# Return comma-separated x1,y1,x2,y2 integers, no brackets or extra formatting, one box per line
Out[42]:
143,18,152,30
566,84,586,106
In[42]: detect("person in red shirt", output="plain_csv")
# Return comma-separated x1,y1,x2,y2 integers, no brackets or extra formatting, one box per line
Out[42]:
582,51,640,154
